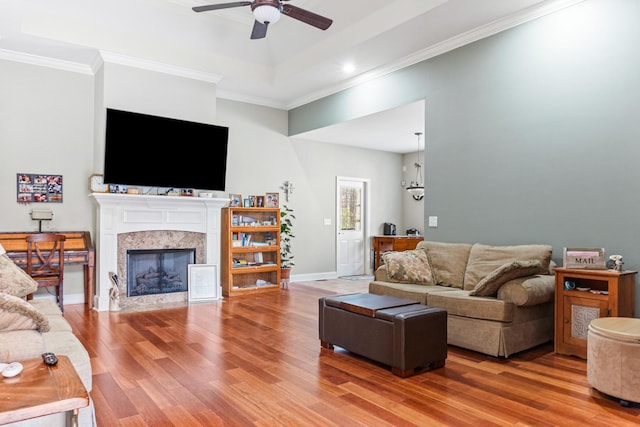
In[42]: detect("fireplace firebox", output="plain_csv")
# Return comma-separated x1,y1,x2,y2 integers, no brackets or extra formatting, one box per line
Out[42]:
127,248,195,297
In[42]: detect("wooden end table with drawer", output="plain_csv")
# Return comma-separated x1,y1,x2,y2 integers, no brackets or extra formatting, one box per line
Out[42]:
0,355,89,426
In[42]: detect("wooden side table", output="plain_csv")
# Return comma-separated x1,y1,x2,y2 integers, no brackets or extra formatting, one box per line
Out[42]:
0,355,89,426
554,268,637,359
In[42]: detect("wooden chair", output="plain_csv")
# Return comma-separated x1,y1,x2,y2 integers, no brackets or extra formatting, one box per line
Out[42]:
26,233,66,312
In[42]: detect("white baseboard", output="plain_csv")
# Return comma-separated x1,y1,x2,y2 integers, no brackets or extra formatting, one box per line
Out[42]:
32,292,85,306
33,273,342,306
290,271,338,282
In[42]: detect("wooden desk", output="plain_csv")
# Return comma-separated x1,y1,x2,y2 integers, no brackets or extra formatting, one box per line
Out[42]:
0,231,95,309
373,235,424,270
0,356,89,426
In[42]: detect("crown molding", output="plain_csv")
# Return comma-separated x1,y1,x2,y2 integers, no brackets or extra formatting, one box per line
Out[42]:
99,51,223,84
0,45,223,85
215,88,288,110
0,47,97,75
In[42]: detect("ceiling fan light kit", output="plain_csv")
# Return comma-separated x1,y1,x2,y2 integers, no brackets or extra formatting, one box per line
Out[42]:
252,4,281,24
193,0,332,39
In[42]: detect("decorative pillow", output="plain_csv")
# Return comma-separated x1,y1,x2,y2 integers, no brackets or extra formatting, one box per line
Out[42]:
0,292,50,332
382,249,435,285
421,241,472,288
463,244,552,290
469,260,543,297
0,251,39,298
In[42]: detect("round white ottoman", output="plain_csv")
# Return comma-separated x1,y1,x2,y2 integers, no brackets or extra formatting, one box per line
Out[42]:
587,317,640,406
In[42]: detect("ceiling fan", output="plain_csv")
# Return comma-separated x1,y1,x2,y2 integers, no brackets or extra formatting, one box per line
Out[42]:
192,0,333,40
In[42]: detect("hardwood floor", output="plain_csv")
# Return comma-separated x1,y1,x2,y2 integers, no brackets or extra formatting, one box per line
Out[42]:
62,279,640,426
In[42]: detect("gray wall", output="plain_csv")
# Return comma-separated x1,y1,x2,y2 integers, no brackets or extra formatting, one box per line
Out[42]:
289,0,640,314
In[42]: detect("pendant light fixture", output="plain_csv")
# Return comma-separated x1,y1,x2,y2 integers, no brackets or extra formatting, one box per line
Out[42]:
406,132,424,201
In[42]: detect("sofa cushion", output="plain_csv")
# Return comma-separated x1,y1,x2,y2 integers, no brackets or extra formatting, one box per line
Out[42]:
497,274,555,307
369,281,457,305
381,249,435,285
0,292,50,332
426,290,514,322
469,260,543,297
0,247,39,298
463,244,552,290
0,330,46,362
419,241,472,288
29,298,63,316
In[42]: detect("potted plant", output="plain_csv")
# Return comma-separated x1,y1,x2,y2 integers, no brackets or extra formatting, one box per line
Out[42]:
280,204,295,284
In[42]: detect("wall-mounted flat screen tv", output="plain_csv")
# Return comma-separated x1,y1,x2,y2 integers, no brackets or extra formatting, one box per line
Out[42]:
104,108,228,191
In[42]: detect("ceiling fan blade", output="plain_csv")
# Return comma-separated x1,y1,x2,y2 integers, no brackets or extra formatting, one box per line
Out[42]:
192,2,252,13
250,20,268,39
282,4,332,30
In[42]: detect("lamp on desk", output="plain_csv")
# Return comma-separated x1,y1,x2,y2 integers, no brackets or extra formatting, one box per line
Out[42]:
30,209,53,232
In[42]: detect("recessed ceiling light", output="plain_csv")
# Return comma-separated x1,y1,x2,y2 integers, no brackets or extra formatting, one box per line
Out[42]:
342,63,355,74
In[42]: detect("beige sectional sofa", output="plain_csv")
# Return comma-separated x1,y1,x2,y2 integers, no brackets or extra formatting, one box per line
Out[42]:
0,244,94,427
369,241,556,357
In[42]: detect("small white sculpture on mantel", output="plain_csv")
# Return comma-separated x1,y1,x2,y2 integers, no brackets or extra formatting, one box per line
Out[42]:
609,255,624,272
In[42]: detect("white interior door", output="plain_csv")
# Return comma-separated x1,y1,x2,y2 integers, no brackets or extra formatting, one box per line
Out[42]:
336,177,368,277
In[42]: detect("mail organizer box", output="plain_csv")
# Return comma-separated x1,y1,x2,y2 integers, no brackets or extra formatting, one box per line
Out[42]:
318,293,447,377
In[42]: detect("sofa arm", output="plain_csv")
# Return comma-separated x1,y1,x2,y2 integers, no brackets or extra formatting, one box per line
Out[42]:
375,265,390,282
497,274,555,307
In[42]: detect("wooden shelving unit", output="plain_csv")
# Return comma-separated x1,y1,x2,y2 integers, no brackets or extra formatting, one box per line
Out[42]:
221,207,281,297
554,267,636,359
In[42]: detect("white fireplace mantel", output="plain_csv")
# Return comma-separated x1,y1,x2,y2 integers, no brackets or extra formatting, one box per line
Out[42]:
90,193,228,311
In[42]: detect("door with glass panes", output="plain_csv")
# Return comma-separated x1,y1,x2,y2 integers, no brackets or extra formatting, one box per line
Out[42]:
336,177,367,277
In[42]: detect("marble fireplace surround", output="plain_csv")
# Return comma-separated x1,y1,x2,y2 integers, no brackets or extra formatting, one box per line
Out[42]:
90,193,229,311
117,231,203,311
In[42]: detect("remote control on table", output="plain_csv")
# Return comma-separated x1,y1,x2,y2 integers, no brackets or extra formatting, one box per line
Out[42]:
42,352,58,366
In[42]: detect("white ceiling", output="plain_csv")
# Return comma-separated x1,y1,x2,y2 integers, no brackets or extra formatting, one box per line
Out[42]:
0,0,583,153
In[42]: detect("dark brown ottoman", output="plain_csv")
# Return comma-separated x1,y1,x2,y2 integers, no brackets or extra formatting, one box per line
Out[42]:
319,293,447,377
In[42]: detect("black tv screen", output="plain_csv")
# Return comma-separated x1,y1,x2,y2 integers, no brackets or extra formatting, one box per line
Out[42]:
104,108,228,191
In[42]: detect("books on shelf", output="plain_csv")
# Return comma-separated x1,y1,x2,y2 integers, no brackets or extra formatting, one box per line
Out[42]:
232,280,273,289
232,232,272,247
232,261,276,268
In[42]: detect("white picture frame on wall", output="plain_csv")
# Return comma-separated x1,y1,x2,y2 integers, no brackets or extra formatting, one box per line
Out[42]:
188,264,220,302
